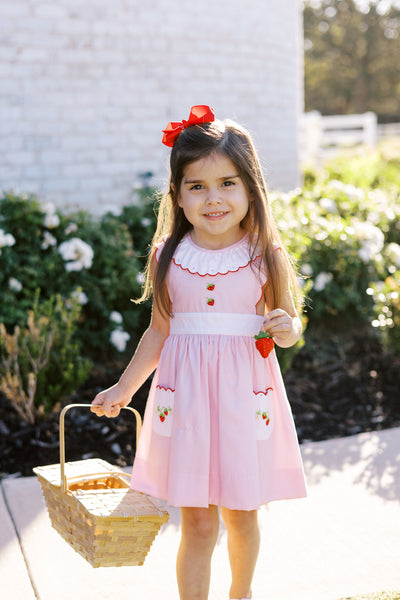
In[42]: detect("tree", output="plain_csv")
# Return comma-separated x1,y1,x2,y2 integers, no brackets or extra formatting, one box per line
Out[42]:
303,0,400,121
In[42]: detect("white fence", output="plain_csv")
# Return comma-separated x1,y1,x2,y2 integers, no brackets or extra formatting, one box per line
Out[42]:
378,122,400,139
300,111,378,166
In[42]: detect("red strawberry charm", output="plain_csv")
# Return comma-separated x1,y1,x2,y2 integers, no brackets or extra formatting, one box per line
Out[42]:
254,330,274,358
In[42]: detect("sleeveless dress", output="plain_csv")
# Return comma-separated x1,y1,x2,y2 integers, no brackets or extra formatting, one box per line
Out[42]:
130,233,307,510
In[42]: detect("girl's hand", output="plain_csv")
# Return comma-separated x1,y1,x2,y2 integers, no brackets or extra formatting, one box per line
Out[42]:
261,309,302,348
91,383,131,418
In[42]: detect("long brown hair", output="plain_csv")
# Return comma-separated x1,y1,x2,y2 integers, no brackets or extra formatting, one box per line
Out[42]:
136,118,302,316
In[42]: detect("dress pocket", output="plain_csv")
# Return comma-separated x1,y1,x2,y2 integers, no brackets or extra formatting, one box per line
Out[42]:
153,385,175,437
254,388,274,441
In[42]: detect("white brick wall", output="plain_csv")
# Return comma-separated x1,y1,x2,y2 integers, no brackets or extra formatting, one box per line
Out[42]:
0,0,303,213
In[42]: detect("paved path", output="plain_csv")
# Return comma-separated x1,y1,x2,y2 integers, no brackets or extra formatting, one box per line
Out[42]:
1,427,400,600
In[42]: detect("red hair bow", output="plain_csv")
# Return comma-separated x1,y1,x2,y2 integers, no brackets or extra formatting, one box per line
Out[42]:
162,105,215,147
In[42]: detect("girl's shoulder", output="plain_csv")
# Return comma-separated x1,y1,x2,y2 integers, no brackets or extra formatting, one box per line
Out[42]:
154,235,169,263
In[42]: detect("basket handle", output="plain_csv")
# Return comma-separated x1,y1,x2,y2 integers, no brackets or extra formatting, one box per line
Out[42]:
59,403,142,494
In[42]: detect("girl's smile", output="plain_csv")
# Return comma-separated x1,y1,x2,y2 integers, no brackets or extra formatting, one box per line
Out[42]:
203,211,229,221
177,152,250,250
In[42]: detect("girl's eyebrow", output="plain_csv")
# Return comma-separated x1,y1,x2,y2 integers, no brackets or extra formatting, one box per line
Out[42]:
183,174,241,184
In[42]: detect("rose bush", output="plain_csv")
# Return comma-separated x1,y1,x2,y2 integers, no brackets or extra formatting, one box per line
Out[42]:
1,141,399,423
272,141,400,355
0,191,157,359
0,189,157,420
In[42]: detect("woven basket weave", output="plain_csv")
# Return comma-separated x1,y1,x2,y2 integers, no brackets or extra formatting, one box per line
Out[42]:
33,404,169,568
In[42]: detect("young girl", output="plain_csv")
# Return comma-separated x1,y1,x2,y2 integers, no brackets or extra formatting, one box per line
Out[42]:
91,105,307,600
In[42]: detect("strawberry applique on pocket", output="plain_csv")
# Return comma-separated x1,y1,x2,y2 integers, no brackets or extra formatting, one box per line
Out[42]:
153,385,175,437
157,404,173,423
256,410,270,426
254,387,274,440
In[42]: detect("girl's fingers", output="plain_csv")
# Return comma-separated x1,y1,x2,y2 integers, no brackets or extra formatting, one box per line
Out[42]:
264,309,287,322
90,400,105,415
110,405,121,418
91,385,128,418
269,323,291,335
101,399,122,418
262,309,288,327
263,316,291,333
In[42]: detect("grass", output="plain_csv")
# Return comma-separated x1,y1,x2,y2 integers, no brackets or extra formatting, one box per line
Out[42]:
338,592,400,600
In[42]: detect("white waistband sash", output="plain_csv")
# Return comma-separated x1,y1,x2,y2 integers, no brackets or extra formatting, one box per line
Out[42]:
169,312,264,336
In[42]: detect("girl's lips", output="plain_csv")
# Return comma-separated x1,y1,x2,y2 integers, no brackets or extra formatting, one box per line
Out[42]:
203,211,228,219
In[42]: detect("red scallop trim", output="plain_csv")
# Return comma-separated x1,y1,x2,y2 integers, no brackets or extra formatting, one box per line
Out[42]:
172,255,262,277
154,237,169,263
156,385,176,393
253,387,273,395
255,279,268,311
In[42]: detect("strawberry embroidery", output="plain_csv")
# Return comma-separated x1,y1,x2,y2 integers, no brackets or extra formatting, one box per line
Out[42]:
256,409,271,426
157,405,173,422
254,330,274,358
207,284,215,291
207,298,215,306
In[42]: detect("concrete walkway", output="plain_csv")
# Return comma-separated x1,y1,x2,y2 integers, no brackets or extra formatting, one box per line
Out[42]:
1,427,400,600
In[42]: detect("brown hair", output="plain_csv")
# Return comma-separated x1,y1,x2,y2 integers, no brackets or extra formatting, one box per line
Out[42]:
136,118,302,316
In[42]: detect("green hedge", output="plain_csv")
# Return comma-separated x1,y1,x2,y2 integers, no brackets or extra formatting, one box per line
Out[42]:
1,141,399,420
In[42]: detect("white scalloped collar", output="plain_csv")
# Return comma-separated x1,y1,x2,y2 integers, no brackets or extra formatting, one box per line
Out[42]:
172,233,260,276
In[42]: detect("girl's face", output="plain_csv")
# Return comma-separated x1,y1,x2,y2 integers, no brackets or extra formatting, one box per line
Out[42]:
177,152,251,250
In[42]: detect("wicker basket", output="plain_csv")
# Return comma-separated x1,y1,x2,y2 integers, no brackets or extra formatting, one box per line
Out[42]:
33,403,169,568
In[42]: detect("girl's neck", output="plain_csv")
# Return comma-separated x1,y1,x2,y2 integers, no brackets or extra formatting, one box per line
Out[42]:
188,227,247,251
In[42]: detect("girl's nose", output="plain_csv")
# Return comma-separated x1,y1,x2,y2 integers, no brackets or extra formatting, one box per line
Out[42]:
206,188,222,205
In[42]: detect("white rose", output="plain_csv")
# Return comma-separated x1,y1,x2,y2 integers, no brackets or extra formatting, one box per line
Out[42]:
136,272,146,285
314,272,333,292
41,231,57,250
319,197,337,213
301,264,313,277
9,277,23,292
72,289,89,305
58,238,94,271
110,328,130,352
110,311,123,324
353,221,385,263
44,213,60,228
42,202,60,228
0,229,16,248
64,222,78,235
386,243,400,268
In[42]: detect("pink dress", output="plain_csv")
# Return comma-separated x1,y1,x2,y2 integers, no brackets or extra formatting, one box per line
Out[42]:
130,233,307,510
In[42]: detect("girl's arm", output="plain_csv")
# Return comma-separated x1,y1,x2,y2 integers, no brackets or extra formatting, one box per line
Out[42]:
91,258,170,418
262,255,302,349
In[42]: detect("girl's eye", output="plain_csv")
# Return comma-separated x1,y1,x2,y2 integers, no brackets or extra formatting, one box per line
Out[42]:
222,180,235,187
190,184,203,191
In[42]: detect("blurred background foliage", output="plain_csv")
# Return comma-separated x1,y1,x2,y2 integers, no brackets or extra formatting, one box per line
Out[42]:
303,0,400,121
1,0,400,422
1,140,399,421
